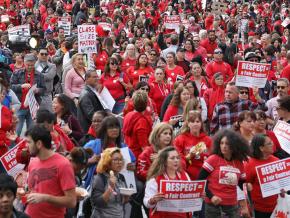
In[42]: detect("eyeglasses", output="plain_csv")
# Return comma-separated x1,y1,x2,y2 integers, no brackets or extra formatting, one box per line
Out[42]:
277,86,286,89
214,51,223,54
110,62,118,65
40,53,48,56
150,53,157,56
112,158,124,163
140,87,149,92
240,91,249,95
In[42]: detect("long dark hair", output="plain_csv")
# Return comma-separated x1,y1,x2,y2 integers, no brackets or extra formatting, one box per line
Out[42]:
55,94,75,118
251,134,268,159
212,129,250,161
97,116,122,149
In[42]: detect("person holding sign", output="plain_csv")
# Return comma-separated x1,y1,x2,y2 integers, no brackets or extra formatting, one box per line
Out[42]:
244,134,279,218
144,146,191,218
164,52,185,83
198,129,250,218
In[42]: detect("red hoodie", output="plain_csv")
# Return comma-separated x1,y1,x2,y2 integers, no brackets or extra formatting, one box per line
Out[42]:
174,132,212,180
137,146,154,182
203,76,225,121
123,111,152,159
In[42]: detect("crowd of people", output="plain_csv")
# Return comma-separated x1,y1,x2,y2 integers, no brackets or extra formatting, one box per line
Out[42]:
0,0,290,217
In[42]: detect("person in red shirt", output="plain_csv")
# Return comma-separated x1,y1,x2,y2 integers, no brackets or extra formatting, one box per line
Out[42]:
198,129,250,218
149,67,171,115
244,134,279,218
127,54,154,87
25,125,76,218
200,30,218,58
281,51,290,82
137,123,173,182
205,48,234,82
94,41,109,73
123,90,152,159
100,57,132,114
121,44,138,73
174,111,212,180
165,52,185,83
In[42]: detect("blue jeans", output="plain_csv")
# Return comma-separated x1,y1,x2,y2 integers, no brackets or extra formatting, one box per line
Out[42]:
16,109,33,136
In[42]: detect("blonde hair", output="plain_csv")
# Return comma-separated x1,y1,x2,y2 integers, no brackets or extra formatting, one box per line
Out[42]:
149,123,173,151
183,98,201,121
123,44,139,59
180,110,204,134
96,147,123,174
71,53,83,66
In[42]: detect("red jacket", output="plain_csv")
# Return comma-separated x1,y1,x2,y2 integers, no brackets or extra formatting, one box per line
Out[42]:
244,155,279,212
123,111,152,159
137,146,154,182
0,105,12,155
205,60,234,82
174,132,212,180
163,105,179,122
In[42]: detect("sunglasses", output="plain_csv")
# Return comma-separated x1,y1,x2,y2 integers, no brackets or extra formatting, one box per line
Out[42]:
277,86,286,89
214,51,223,54
110,62,118,65
150,53,157,56
40,53,48,56
140,87,149,91
240,91,249,95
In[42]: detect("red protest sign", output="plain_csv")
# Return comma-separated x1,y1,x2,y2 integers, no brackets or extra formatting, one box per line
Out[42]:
0,141,26,177
164,15,180,30
273,121,290,154
235,61,271,88
157,180,205,212
256,157,290,198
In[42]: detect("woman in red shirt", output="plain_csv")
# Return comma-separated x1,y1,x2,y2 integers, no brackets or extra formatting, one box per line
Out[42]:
121,44,138,73
137,123,173,182
234,111,256,143
184,39,196,62
252,110,281,153
165,52,185,83
100,57,132,114
144,146,191,218
149,67,171,116
127,54,154,87
94,38,109,73
10,53,24,73
198,129,250,217
244,134,279,218
174,111,212,180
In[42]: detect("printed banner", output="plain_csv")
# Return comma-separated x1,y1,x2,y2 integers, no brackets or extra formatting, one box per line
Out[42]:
78,25,97,53
0,141,26,177
8,24,30,41
120,147,137,193
157,180,206,212
58,16,71,36
211,2,228,15
24,85,39,120
273,120,290,154
256,157,290,198
235,61,271,88
164,15,180,30
98,22,112,31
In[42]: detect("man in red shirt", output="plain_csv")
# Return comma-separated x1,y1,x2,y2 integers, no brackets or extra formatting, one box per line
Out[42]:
200,30,218,58
205,48,234,82
25,125,76,218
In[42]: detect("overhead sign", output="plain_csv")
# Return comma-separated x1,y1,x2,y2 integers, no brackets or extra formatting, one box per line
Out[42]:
58,16,71,36
78,25,97,53
8,24,30,41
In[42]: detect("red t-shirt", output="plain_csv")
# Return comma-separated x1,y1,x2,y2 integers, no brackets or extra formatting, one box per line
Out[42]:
121,57,136,73
200,39,218,55
94,50,109,73
100,72,130,102
205,60,234,82
149,81,171,115
165,65,185,83
26,153,76,218
127,66,154,87
202,154,246,205
281,63,290,82
244,155,279,212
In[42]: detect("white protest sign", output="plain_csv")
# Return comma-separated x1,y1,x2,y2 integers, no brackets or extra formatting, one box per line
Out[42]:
120,147,137,193
211,2,228,15
98,22,112,31
164,15,180,30
235,61,270,88
273,120,290,154
24,85,39,120
256,157,290,198
78,25,97,53
58,16,71,36
100,87,116,112
0,140,26,177
8,24,30,41
281,18,290,27
157,180,206,212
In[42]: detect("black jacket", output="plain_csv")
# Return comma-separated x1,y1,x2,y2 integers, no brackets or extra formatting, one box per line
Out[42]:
77,85,104,132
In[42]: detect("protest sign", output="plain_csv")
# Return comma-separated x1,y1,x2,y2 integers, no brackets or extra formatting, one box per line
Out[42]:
157,180,206,212
164,15,180,30
8,24,30,41
273,120,290,154
78,25,97,53
211,2,228,15
98,22,112,31
256,157,290,198
58,16,71,36
281,18,290,27
235,61,270,88
24,85,39,120
139,75,149,83
0,141,26,177
100,87,116,112
120,147,137,193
